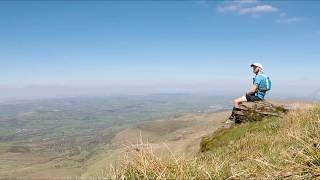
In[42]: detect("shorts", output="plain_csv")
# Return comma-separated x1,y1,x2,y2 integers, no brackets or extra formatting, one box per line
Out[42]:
246,94,262,102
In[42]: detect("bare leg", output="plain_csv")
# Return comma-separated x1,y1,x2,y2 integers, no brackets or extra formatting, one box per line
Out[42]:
227,95,248,123
234,95,247,107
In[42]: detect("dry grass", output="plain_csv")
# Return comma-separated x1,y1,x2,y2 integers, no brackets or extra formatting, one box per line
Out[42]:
101,105,320,179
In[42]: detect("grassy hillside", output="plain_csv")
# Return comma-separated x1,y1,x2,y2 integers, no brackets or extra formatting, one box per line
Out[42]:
81,111,229,178
108,104,320,179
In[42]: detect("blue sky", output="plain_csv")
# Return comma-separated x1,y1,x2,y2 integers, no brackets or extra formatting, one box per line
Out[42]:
0,1,320,99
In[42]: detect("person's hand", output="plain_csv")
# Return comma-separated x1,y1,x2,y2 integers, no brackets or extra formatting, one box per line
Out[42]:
246,91,253,95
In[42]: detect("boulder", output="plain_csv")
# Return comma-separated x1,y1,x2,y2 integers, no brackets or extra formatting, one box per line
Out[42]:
229,101,289,123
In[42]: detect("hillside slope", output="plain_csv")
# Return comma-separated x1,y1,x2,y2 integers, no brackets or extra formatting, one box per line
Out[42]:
110,102,320,179
82,111,230,178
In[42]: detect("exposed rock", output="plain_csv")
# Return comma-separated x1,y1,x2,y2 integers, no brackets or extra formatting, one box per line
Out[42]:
229,101,289,123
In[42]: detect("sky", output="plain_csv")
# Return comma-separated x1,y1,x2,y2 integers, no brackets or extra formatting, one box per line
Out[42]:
0,0,320,100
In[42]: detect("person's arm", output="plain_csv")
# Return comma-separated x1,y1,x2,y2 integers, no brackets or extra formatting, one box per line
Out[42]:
246,84,258,95
247,75,262,95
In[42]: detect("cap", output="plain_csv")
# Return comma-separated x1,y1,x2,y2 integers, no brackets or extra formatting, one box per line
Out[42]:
250,62,264,70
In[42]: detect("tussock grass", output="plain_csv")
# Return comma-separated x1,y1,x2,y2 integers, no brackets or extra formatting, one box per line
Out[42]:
102,105,320,179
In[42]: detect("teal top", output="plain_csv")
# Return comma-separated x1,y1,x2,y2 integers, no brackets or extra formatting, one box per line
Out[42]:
253,74,270,100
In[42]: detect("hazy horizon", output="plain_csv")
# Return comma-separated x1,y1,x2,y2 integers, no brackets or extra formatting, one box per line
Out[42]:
0,84,317,102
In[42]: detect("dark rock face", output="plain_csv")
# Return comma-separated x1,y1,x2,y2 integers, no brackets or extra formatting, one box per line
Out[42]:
229,101,289,123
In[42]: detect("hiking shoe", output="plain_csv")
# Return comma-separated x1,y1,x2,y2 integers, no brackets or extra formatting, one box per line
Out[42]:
224,119,234,124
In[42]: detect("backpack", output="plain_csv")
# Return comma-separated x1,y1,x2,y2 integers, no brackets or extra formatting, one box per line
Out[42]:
259,74,272,91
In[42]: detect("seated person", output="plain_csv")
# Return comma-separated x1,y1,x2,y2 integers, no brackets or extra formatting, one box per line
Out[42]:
228,62,272,123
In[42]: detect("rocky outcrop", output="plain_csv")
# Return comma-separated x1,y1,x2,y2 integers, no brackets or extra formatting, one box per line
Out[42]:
229,101,289,123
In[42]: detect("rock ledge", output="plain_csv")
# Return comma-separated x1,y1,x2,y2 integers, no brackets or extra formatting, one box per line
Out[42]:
229,101,289,123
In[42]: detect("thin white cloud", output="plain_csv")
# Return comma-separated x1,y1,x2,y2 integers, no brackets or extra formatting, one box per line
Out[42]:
239,5,278,15
217,0,304,24
217,0,256,13
279,12,287,17
217,5,240,12
217,0,277,15
276,17,304,23
276,13,304,24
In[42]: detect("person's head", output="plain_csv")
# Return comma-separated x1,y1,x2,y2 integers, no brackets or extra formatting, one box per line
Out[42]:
250,63,264,74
